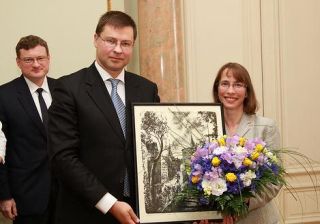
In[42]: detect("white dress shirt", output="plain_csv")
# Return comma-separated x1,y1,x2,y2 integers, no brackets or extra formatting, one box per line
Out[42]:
95,61,126,105
0,121,6,163
24,76,52,121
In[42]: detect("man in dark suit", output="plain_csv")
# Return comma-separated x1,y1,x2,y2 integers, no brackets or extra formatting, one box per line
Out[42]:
48,11,160,224
0,35,55,224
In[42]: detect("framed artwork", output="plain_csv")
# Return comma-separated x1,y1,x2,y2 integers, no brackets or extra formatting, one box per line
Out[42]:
132,103,225,223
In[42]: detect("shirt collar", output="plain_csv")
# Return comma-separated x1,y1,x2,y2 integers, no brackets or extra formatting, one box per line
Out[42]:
95,61,125,83
24,76,49,94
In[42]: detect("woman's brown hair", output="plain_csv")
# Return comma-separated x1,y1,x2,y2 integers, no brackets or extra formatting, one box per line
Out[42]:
212,62,258,115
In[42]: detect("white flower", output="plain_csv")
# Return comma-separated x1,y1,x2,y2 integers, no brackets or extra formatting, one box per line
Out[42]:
213,146,228,155
211,178,227,196
232,156,244,169
233,146,248,155
265,151,278,163
240,170,256,187
201,178,227,196
201,179,213,195
266,151,274,158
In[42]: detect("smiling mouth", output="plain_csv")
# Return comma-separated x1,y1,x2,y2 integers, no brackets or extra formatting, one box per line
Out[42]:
224,97,238,102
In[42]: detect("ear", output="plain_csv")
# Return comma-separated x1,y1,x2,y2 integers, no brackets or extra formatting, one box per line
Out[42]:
16,58,22,69
94,33,99,48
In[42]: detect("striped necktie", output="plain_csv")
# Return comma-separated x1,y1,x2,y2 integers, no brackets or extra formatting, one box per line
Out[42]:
108,79,126,137
108,79,130,196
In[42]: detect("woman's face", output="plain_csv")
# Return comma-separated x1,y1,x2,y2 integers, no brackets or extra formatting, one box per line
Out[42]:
218,69,247,112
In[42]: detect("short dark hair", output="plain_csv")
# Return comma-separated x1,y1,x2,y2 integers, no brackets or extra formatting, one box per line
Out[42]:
16,35,49,58
213,62,258,115
95,11,137,40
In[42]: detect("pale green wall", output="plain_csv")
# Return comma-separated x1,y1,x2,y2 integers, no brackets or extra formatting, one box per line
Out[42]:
0,0,108,83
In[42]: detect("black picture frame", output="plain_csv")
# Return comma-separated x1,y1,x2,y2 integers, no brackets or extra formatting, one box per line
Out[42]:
132,103,225,223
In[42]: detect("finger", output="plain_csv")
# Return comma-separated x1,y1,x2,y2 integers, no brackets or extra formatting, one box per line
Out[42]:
233,216,238,222
128,208,140,223
3,209,14,220
12,201,17,217
223,216,232,224
229,216,234,224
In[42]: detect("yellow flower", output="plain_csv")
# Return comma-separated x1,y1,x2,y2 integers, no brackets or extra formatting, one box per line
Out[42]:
251,151,260,160
218,137,226,146
243,158,253,166
191,175,200,184
211,156,221,166
255,144,264,152
225,173,237,182
239,137,246,146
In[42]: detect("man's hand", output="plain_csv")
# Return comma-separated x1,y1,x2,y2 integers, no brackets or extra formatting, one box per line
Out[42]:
0,157,3,164
193,220,219,224
109,201,139,224
0,198,17,220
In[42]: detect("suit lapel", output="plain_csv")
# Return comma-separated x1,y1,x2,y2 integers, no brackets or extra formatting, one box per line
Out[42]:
124,71,141,110
47,77,55,94
124,72,141,140
236,114,254,137
85,64,125,143
16,76,46,138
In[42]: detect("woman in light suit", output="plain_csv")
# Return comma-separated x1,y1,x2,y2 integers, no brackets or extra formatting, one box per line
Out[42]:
212,62,281,224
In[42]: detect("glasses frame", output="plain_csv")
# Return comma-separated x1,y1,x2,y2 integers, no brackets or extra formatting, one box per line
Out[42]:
219,81,247,91
20,56,49,65
98,35,134,51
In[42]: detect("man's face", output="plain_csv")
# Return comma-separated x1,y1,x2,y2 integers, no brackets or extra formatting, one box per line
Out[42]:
94,25,134,77
16,45,50,86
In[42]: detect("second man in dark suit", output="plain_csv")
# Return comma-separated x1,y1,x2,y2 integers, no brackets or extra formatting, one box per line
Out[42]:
0,35,55,224
48,11,160,224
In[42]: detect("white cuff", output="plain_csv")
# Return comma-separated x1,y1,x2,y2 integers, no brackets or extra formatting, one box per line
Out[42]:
95,193,117,214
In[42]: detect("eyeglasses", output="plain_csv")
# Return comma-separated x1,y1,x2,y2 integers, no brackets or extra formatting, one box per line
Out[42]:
219,81,246,90
20,56,48,64
99,36,133,51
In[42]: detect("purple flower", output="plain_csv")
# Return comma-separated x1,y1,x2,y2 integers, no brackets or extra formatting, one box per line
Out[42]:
226,135,240,146
220,160,237,173
252,137,266,147
199,196,210,205
204,168,220,180
208,142,219,153
227,180,244,194
220,152,233,164
244,140,255,151
270,163,280,175
194,163,203,172
193,147,208,159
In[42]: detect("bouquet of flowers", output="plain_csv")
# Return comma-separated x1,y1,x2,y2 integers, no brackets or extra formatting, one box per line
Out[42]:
187,135,286,217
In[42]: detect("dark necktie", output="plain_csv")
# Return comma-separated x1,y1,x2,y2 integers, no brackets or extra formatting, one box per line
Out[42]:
108,79,130,197
36,88,48,129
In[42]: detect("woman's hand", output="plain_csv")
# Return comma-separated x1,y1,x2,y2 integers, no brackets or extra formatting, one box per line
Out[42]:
223,215,238,224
